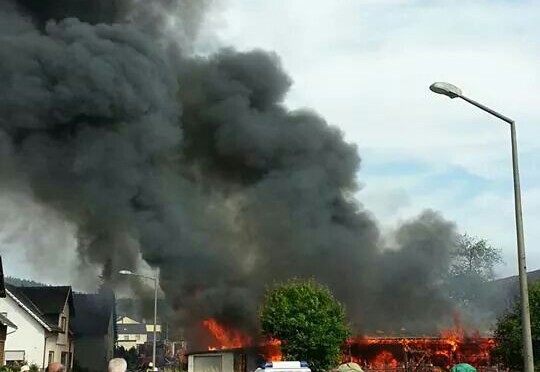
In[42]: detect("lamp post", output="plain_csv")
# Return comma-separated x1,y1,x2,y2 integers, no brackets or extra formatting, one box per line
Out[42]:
119,269,159,371
429,82,534,372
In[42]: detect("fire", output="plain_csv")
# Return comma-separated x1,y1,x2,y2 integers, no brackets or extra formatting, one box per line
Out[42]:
202,318,252,349
262,338,283,361
345,325,496,370
201,318,494,368
371,351,399,369
201,318,282,361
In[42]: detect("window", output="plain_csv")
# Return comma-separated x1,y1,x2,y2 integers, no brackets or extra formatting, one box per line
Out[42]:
61,316,67,333
123,335,129,340
5,350,25,362
61,352,68,367
48,351,54,366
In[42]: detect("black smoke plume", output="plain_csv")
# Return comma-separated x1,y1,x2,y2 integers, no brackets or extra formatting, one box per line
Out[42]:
0,0,464,341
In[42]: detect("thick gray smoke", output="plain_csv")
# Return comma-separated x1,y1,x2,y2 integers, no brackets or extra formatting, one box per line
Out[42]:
0,0,463,340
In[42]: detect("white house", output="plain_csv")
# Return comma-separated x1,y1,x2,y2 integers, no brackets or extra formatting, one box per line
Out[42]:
1,285,74,370
117,316,148,350
117,316,162,350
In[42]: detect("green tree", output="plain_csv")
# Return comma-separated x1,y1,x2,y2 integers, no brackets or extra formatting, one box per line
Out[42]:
491,282,540,371
259,279,350,372
447,234,503,306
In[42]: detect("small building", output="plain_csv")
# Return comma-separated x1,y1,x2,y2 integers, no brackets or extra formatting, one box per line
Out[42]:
188,348,264,372
1,284,74,369
72,289,116,372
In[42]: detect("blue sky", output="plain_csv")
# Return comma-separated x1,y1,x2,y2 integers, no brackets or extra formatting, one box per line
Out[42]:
1,0,539,285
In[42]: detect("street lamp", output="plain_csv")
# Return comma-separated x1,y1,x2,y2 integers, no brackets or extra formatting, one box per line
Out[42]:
430,82,534,372
119,269,159,371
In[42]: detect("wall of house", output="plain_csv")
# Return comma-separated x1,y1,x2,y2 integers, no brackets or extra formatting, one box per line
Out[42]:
44,299,73,369
45,333,73,369
0,295,46,366
56,298,70,347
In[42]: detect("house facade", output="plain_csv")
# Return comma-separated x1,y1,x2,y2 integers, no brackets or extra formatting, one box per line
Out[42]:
1,285,74,369
117,316,162,350
117,316,147,350
72,289,115,372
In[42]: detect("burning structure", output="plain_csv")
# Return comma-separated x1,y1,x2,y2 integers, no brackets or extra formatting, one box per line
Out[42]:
198,319,496,371
0,0,501,360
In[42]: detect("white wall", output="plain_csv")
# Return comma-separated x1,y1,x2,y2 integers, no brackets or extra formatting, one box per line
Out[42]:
0,296,46,366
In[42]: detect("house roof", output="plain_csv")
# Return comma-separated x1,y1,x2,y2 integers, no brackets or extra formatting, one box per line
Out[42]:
72,291,115,337
5,284,72,332
118,323,147,334
17,286,74,315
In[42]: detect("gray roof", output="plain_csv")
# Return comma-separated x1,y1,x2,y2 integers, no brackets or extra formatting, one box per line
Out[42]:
118,323,147,334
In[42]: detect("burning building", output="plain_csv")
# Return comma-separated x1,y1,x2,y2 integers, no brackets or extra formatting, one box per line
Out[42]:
195,318,496,372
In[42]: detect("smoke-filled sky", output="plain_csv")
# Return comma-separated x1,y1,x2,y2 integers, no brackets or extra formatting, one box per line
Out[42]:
212,0,540,278
0,0,538,336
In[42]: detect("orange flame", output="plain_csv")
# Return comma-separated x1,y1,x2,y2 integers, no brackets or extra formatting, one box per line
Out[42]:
202,319,252,349
262,338,283,361
371,351,399,369
202,318,282,361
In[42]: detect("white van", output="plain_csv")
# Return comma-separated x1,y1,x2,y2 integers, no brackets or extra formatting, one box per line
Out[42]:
257,361,311,372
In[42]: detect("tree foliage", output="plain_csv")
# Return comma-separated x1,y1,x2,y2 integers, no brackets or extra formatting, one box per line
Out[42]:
447,234,502,307
450,234,502,280
491,282,540,371
260,279,350,372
